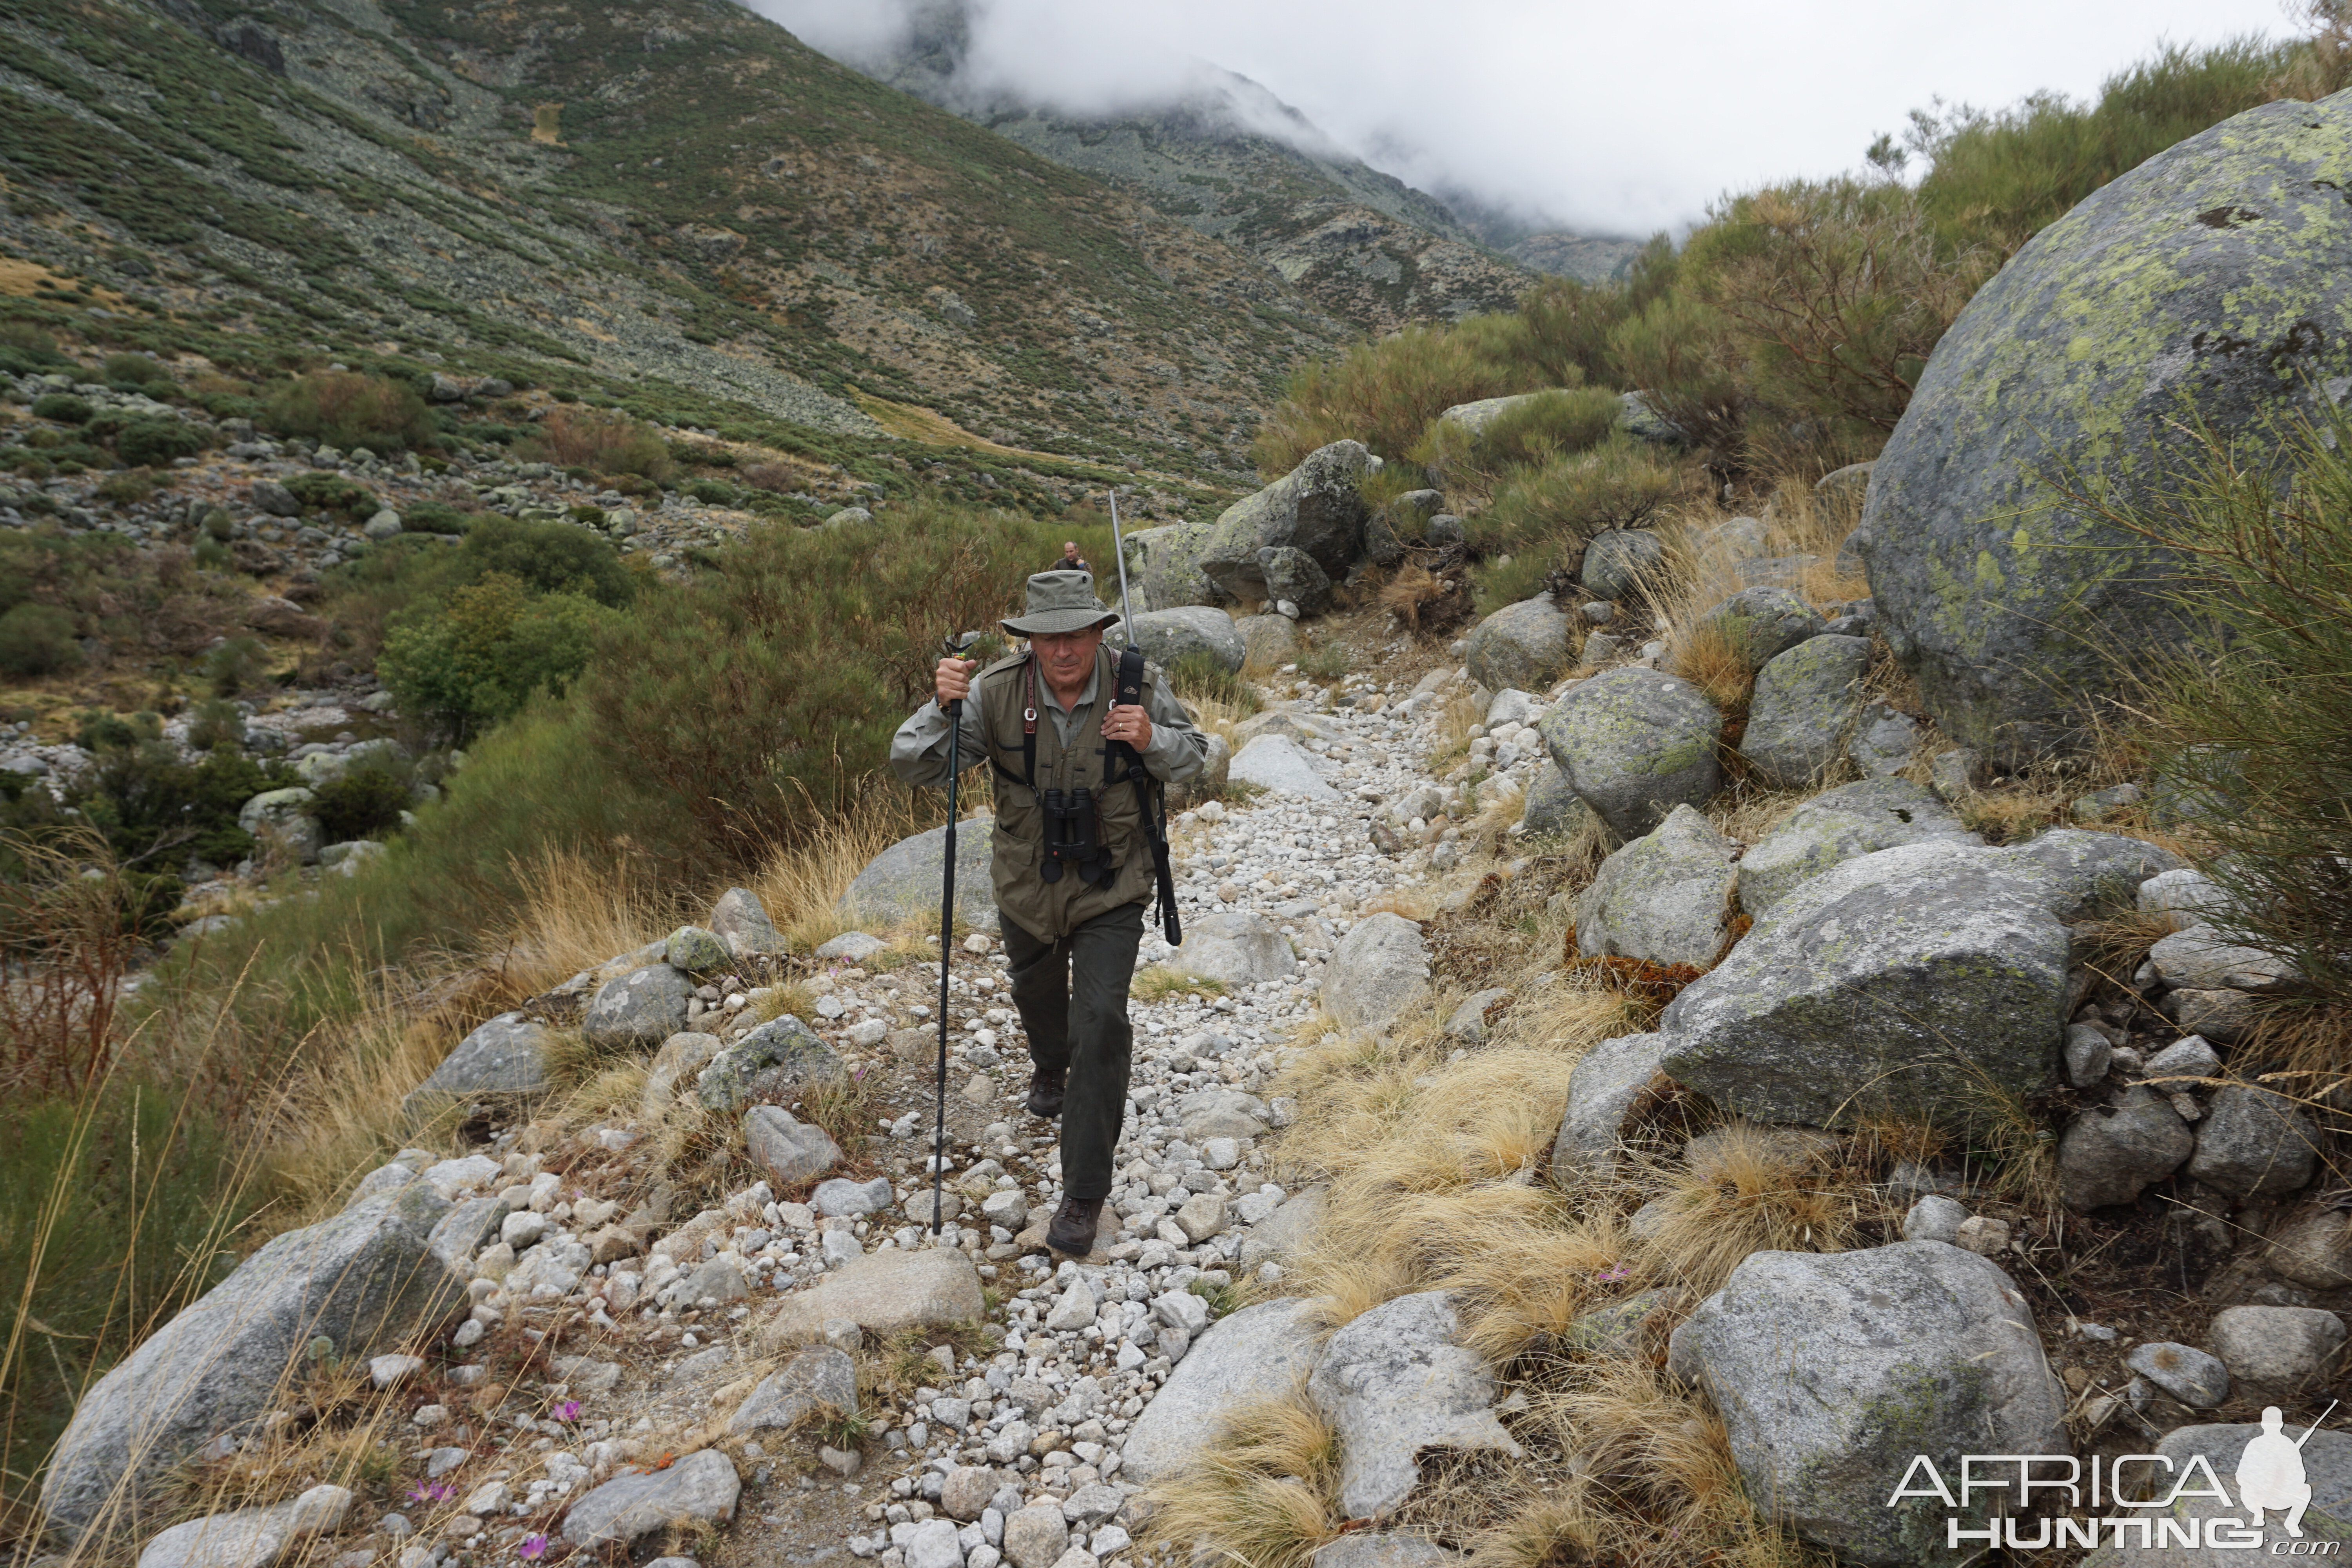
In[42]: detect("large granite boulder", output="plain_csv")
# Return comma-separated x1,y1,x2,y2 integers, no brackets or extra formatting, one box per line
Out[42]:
836,816,997,933
1662,841,2071,1128
1668,1241,2067,1564
401,1011,555,1120
1464,594,1572,694
1122,1297,1324,1485
1859,94,2352,766
42,1184,463,1534
1741,634,1873,788
1538,667,1724,839
1573,805,1737,969
237,788,322,865
1127,606,1245,673
1192,441,1375,603
1736,778,1980,917
1323,913,1431,1033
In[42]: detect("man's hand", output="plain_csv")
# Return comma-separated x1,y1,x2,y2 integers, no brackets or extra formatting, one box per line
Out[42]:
935,656,976,707
1102,703,1152,750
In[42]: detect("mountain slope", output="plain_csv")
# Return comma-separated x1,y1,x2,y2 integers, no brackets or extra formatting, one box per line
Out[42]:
831,0,1531,331
0,0,1355,481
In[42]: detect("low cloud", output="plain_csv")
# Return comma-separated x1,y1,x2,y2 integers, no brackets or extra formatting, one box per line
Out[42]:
748,0,2292,236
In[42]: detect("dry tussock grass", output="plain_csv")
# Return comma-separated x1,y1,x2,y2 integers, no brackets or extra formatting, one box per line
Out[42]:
1427,686,1486,771
1135,1380,1341,1568
750,799,933,953
492,847,670,999
1650,465,1871,695
1623,1122,1881,1298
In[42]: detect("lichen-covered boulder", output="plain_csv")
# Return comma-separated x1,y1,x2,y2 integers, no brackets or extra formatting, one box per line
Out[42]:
1693,586,1827,672
1464,594,1572,694
1662,840,2070,1128
1538,667,1723,839
1518,760,1594,838
582,965,693,1051
237,788,322,864
1574,806,1737,969
1737,778,1980,917
1666,1241,2066,1565
1195,441,1375,602
1741,635,1873,789
401,1011,555,1120
664,925,729,973
1234,613,1299,668
1127,606,1245,673
1859,94,2352,766
1549,1031,1674,1182
837,817,997,933
699,1014,844,1113
42,1184,463,1535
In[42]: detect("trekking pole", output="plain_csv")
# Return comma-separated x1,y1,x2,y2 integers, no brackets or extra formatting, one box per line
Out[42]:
933,632,975,1238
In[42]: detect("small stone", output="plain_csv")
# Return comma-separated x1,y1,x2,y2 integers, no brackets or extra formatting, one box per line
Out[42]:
2063,1023,2112,1088
2187,1083,2319,1198
1954,1216,2010,1256
368,1354,425,1389
1001,1502,1070,1568
562,1450,739,1545
1901,1196,1969,1245
2143,1034,2222,1082
2207,1306,2347,1398
2124,1341,2231,1408
2056,1086,2192,1211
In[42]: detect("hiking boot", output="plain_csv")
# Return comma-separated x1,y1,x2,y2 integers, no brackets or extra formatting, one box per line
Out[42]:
1026,1065,1065,1118
1046,1196,1104,1256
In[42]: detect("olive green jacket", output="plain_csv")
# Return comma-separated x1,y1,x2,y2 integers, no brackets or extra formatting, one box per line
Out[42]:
889,645,1205,939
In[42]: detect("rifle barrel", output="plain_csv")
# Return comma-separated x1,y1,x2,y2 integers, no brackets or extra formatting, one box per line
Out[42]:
1109,493,1137,650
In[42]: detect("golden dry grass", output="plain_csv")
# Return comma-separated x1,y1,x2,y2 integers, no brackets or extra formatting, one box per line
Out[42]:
1624,1122,1879,1298
1131,967,1227,1003
490,847,669,999
1134,1379,1342,1568
750,800,933,953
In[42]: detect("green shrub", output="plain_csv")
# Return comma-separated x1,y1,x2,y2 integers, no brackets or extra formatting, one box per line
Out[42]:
31,393,91,425
379,574,615,741
1415,386,1624,491
451,515,635,607
0,321,63,364
0,603,78,676
687,477,739,506
192,537,230,570
92,470,161,505
310,762,410,842
185,697,245,751
2069,408,2352,1007
1605,292,1747,453
1252,325,1540,477
1167,650,1261,717
283,471,377,517
514,407,674,481
102,352,174,388
262,371,435,453
401,501,475,535
1477,442,1680,560
201,636,270,697
202,507,236,541
115,417,204,468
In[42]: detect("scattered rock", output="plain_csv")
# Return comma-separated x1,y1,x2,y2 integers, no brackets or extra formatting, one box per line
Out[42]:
1580,529,1666,601
1121,1298,1324,1486
2058,1085,2195,1210
583,965,693,1051
709,888,787,958
2187,1084,2318,1198
762,1249,985,1348
1693,586,1826,671
1845,702,1922,778
1308,1290,1523,1518
698,1015,844,1114
1518,761,1594,838
2147,928,2302,994
1549,1032,1673,1182
837,818,997,933
562,1449,739,1546
1229,735,1340,800
402,1012,554,1120
134,1485,352,1568
1464,595,1572,694
1573,804,1737,969
743,1106,842,1185
1666,1241,2065,1563
1167,910,1297,986
43,1186,460,1532
2267,1206,2352,1290
1740,635,1873,788
1537,667,1724,839
1321,912,1430,1033
727,1346,857,1435
2127,1341,2232,1408
1127,607,1245,673
1735,777,1979,917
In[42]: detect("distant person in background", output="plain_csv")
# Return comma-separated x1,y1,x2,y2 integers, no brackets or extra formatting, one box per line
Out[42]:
1053,540,1090,575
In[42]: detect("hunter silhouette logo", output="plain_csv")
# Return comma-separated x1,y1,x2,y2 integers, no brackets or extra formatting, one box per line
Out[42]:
1887,1402,2341,1552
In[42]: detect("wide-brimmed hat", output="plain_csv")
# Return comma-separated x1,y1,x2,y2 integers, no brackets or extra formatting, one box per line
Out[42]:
1002,570,1119,637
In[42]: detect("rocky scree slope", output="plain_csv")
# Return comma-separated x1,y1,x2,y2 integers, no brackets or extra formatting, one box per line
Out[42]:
0,0,1353,481
835,0,1531,332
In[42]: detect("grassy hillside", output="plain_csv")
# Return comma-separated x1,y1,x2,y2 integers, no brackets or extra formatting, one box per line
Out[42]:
0,0,1361,482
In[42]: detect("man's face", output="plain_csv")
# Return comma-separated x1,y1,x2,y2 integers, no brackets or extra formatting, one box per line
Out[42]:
1031,626,1103,690
1062,542,1080,562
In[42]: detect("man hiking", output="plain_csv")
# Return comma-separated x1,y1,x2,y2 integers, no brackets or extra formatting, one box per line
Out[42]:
890,570,1207,1256
1053,540,1091,575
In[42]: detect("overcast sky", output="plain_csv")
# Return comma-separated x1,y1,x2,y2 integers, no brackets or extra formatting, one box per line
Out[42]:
753,0,2300,236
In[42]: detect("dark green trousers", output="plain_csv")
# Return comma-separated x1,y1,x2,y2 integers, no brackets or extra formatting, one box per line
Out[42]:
999,899,1144,1202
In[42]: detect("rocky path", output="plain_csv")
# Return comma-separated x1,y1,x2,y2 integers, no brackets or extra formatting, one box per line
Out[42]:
138,651,1530,1568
